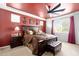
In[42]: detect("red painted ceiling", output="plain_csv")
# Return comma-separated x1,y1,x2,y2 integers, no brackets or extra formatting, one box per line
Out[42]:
7,3,79,19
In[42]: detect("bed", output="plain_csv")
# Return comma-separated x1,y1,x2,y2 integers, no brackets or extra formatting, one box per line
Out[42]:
21,26,57,55
23,31,57,55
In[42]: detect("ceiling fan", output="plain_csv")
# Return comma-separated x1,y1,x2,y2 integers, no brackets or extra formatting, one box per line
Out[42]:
46,3,65,14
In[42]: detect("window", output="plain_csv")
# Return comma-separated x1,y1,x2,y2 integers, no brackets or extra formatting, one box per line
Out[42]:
53,18,70,33
11,14,20,23
40,21,43,26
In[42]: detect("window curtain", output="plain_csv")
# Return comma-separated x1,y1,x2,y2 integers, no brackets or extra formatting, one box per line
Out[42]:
51,20,54,34
68,16,75,44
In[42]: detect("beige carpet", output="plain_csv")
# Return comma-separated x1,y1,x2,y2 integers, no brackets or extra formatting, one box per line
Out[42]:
0,42,79,56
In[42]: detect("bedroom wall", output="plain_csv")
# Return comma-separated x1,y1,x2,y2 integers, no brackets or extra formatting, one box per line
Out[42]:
46,11,79,44
0,9,12,47
0,8,46,47
0,9,22,47
74,13,79,44
46,19,52,34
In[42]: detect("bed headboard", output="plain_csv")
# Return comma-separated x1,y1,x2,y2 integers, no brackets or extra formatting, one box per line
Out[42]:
22,25,39,32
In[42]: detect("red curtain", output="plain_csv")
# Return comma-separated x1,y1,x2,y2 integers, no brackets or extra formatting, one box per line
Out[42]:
68,16,75,44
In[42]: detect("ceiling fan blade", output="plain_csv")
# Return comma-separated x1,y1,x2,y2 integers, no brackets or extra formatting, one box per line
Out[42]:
48,9,65,13
48,3,61,13
52,12,60,15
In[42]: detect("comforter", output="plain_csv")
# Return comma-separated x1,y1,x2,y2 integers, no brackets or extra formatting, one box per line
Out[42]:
23,33,57,55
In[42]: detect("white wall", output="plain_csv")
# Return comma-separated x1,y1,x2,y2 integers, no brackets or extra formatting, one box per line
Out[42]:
46,19,52,34
46,11,79,44
74,13,79,44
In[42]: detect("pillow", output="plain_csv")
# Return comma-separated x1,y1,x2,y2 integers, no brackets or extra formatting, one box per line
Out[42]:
36,30,44,34
25,29,30,34
25,29,34,35
30,29,37,35
29,30,34,35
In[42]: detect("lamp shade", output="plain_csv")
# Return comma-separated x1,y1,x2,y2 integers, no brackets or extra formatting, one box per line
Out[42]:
15,26,20,31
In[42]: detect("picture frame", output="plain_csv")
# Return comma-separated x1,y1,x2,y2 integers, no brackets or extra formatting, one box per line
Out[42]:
30,18,36,25
23,17,27,24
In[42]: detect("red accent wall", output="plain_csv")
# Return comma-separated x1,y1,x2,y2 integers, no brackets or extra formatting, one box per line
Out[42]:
0,9,22,47
0,9,11,47
0,9,46,47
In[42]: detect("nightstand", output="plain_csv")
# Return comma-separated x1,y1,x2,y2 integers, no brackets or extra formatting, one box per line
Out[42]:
10,36,23,48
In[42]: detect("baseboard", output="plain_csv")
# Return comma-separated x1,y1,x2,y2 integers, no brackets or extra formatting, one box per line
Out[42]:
0,45,10,49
